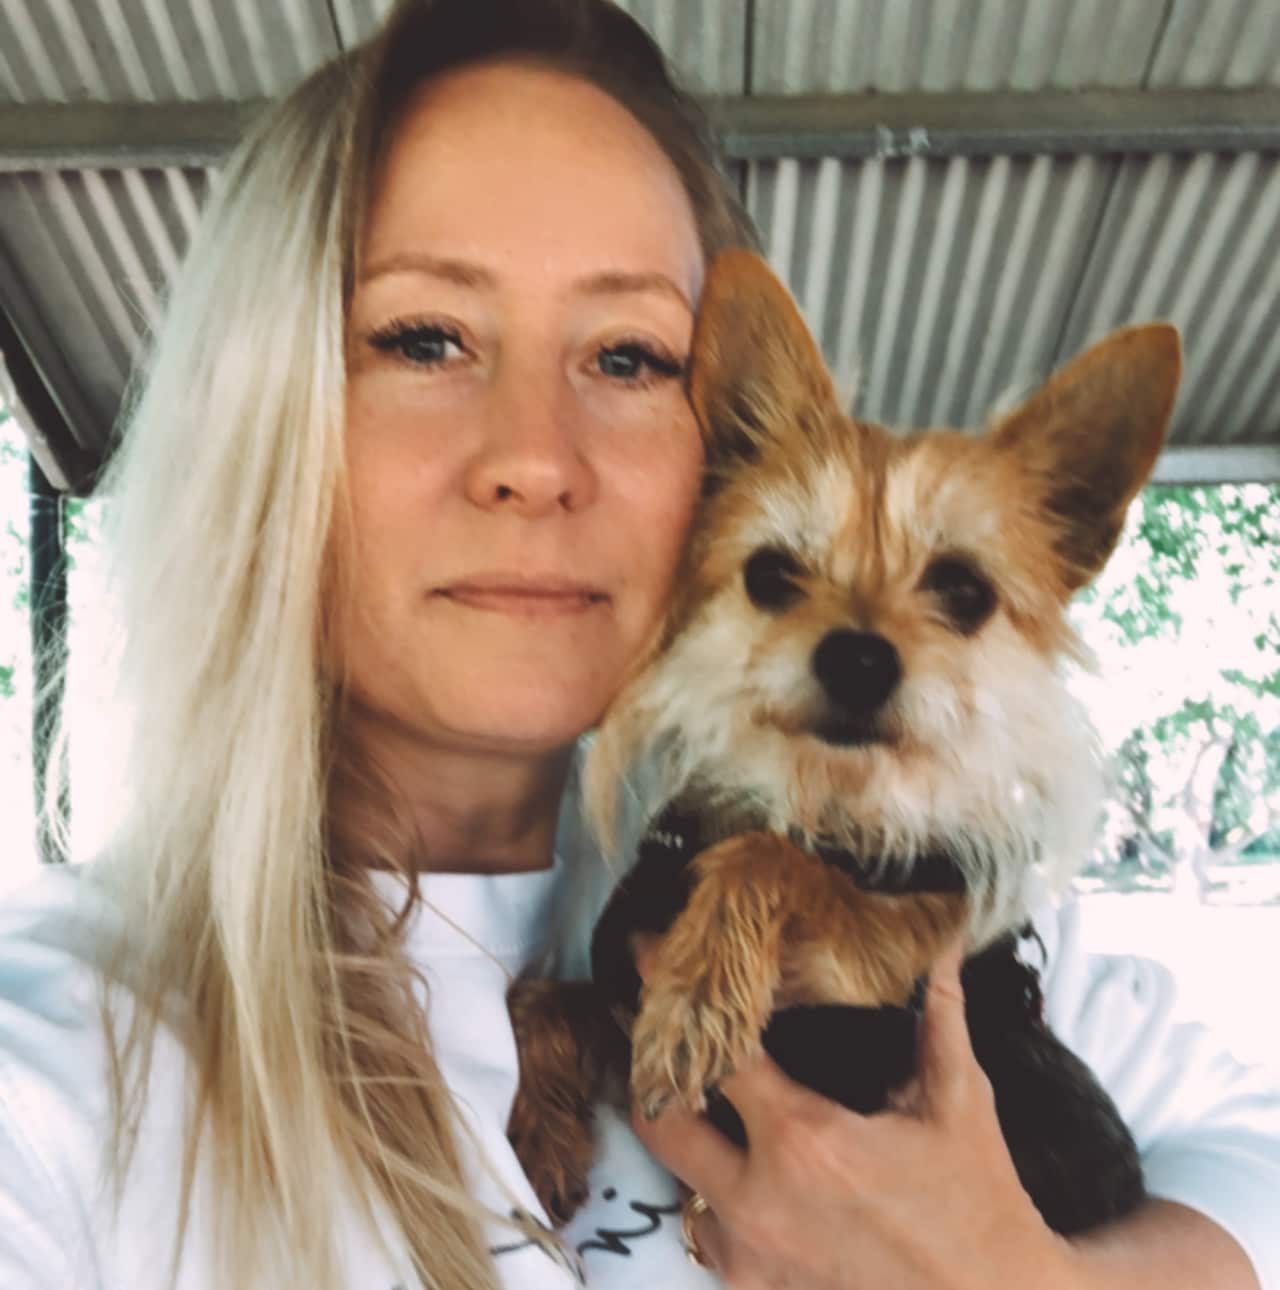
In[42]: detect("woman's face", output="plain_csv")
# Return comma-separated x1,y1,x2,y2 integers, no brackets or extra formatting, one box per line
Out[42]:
342,62,705,760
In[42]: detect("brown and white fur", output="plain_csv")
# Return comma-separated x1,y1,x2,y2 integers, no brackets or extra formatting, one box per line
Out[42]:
590,250,1178,953
508,248,1181,1228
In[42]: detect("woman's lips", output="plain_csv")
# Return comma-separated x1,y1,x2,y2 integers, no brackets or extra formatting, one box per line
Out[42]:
435,577,608,617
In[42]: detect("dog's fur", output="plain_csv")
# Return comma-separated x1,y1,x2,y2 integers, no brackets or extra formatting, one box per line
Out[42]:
507,249,1181,1232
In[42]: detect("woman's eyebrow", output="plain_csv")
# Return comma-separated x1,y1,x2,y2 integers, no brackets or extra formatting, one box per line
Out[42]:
358,252,496,289
357,255,691,312
576,270,691,311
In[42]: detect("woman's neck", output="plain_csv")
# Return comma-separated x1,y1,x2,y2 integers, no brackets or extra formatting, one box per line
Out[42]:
403,747,573,874
340,705,575,875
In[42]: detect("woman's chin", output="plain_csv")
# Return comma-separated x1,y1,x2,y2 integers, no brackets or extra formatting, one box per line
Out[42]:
449,694,607,755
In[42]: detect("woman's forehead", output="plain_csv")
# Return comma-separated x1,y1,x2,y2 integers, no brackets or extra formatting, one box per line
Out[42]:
360,61,704,299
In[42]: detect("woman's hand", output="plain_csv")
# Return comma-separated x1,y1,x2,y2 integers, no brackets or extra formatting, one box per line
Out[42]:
631,942,1079,1289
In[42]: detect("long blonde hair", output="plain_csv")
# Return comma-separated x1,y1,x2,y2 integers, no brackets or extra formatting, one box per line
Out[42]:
65,3,754,1287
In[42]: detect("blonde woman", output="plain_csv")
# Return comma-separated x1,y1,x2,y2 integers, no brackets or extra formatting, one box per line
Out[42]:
1,1,1278,1288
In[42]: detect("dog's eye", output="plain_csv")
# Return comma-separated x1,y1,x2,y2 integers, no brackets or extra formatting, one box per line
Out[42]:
919,556,996,635
744,546,806,612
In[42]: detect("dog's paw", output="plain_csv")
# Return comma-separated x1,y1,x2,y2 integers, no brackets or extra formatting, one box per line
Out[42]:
629,980,764,1120
507,1082,595,1226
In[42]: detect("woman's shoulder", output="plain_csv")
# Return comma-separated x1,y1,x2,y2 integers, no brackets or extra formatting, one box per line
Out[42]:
0,863,118,1027
0,865,131,1284
0,862,179,1167
0,865,218,1287
0,864,130,1131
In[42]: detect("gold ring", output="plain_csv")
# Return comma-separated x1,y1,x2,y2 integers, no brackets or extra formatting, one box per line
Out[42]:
681,1190,713,1269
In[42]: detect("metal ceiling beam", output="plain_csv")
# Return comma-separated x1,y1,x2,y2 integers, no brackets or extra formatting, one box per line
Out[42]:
0,99,269,172
1152,444,1280,486
0,303,89,492
3,88,1280,171
0,242,103,491
710,88,1280,160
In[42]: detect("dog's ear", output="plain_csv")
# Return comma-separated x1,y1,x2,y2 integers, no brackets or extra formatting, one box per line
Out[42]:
689,249,840,475
991,324,1181,592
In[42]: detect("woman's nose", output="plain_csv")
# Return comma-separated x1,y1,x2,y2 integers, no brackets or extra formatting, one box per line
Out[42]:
462,372,597,516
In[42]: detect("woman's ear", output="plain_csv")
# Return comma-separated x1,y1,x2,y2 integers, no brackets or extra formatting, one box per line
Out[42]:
688,249,841,476
991,323,1182,592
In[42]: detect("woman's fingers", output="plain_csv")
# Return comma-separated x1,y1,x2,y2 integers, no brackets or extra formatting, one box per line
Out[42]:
630,1091,747,1211
917,938,989,1121
678,1184,729,1275
636,934,980,1135
713,1046,836,1140
628,936,1065,1290
692,940,985,1171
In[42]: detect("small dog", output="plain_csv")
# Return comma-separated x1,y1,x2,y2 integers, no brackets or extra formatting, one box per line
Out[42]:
508,249,1181,1234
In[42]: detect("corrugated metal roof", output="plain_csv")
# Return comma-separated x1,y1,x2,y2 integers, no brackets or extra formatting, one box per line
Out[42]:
1,0,1278,490
753,0,1164,93
749,153,1115,429
748,145,1280,453
327,0,748,91
751,0,1280,93
1148,0,1280,88
0,0,341,102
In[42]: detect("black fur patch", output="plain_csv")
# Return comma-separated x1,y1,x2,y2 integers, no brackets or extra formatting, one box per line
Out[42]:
813,843,967,893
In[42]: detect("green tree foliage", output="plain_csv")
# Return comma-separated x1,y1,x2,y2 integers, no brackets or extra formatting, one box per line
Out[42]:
1080,484,1280,900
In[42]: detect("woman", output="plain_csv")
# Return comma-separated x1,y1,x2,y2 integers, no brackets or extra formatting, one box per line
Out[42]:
0,1,1276,1288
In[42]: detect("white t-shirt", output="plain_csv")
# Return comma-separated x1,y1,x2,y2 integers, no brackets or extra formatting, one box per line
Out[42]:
2,826,1279,1288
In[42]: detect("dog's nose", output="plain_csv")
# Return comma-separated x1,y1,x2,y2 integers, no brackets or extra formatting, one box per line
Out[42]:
811,630,901,714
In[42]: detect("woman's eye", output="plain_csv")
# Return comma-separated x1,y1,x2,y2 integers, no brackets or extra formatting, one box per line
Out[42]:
596,342,684,385
368,322,465,366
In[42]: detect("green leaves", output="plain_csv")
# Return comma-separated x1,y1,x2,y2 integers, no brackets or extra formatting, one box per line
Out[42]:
1081,483,1280,892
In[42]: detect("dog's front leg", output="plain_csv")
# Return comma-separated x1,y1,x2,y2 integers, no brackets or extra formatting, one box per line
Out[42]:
507,978,627,1224
630,835,971,1119
629,831,810,1118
